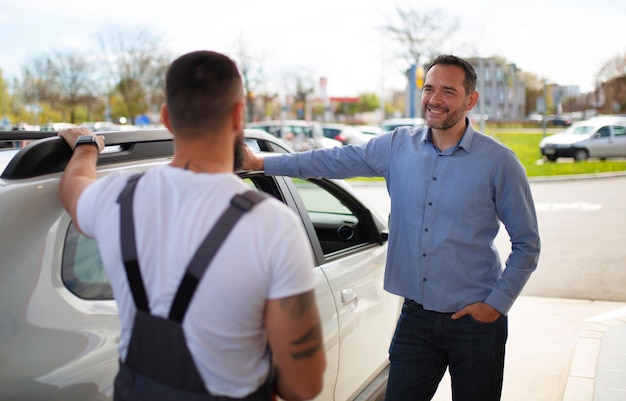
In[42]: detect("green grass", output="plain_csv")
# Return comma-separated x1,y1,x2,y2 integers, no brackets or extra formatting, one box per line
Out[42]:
493,132,626,177
346,130,626,182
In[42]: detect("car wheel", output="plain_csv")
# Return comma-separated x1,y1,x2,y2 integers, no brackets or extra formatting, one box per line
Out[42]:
574,149,588,162
546,155,557,162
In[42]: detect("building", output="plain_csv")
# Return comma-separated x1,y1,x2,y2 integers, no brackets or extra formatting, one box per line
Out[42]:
466,57,526,121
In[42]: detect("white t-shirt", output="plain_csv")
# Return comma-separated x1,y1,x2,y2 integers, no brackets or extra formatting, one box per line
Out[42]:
77,165,315,397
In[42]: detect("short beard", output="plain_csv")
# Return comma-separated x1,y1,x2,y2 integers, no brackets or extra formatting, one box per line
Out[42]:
424,98,468,130
233,130,245,171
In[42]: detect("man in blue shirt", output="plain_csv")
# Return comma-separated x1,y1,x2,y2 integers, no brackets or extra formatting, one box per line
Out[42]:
242,55,540,401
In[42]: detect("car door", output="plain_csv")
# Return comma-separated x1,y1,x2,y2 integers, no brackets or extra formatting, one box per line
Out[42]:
276,177,400,401
609,124,626,158
587,125,613,158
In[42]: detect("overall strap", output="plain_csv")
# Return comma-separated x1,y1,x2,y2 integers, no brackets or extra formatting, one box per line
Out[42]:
168,190,268,323
117,173,150,312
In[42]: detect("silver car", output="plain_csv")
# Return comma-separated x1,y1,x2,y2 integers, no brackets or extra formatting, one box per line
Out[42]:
247,120,342,151
0,129,400,401
540,116,626,162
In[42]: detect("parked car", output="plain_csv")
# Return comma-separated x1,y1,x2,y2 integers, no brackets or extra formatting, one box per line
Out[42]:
546,115,573,127
79,121,122,132
40,122,78,132
380,117,426,132
247,120,341,151
0,128,400,401
355,125,384,136
539,116,626,161
320,123,373,146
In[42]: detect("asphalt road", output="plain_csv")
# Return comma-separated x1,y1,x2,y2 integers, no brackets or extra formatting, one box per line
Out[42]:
514,175,626,302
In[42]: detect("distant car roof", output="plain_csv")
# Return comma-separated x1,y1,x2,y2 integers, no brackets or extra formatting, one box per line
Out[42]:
381,118,426,132
248,120,315,127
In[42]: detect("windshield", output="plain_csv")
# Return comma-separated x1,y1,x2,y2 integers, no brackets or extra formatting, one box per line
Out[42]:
564,124,596,135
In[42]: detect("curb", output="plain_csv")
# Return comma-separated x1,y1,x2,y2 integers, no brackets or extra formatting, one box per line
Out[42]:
529,171,626,183
563,308,626,401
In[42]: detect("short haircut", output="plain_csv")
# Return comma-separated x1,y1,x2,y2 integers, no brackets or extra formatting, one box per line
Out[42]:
427,55,477,95
165,50,243,138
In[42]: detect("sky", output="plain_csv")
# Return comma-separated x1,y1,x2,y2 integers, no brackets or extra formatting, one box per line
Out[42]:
1,0,625,99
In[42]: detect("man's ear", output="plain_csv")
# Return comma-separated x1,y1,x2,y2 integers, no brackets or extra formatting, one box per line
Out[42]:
466,90,479,112
161,104,174,133
232,100,245,132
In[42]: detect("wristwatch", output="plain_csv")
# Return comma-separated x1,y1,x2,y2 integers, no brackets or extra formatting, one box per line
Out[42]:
74,135,100,151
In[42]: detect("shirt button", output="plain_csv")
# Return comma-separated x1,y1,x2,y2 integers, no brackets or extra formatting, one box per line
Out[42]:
422,253,426,257
424,228,429,232
428,202,432,206
422,278,427,282
432,177,437,181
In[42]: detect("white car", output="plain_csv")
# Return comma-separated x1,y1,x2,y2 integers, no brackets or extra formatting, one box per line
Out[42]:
380,117,426,132
0,128,400,401
247,120,342,151
355,125,385,136
539,116,626,161
320,123,373,146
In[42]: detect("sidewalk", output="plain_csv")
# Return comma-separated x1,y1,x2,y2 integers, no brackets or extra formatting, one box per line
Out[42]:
564,304,626,401
430,296,626,401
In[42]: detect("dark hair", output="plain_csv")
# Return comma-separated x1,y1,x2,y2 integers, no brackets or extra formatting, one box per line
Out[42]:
427,55,477,95
165,50,242,137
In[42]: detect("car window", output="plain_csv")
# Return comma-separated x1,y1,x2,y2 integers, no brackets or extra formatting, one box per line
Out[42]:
62,223,112,300
290,178,376,256
288,125,312,138
597,126,611,138
569,124,594,135
323,128,341,139
244,138,261,152
613,125,626,137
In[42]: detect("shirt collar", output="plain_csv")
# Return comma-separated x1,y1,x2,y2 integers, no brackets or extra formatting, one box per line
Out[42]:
420,117,476,153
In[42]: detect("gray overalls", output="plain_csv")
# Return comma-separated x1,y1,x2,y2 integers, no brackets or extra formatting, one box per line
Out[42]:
113,174,273,401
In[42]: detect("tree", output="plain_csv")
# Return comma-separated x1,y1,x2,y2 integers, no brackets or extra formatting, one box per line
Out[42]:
280,70,315,120
357,93,380,113
596,51,626,114
49,51,97,123
523,72,545,116
384,6,459,69
98,26,170,123
234,33,265,123
0,69,12,126
596,51,626,84
20,52,99,124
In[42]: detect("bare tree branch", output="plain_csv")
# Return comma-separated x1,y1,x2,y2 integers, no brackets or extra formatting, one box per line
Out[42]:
384,6,459,68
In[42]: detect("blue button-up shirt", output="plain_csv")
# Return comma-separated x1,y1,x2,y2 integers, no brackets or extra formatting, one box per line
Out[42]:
265,121,540,314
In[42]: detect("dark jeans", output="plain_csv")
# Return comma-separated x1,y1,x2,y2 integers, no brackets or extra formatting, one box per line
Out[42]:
385,299,508,401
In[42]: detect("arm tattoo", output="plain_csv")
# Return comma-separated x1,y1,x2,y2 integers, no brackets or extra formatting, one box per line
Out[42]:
279,292,313,316
291,323,323,360
279,293,323,360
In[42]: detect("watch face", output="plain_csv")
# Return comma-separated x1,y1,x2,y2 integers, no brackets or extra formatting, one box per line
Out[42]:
75,135,99,149
77,135,96,143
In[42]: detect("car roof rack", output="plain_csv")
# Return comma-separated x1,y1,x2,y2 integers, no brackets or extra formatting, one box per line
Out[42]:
1,129,173,179
1,128,290,179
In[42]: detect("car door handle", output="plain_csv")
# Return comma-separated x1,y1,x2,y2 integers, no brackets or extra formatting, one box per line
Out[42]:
341,288,358,312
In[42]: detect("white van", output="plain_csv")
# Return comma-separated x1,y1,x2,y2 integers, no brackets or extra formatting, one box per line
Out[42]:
539,116,626,161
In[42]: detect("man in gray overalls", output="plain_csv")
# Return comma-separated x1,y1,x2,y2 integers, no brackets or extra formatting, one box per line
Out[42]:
59,50,326,401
